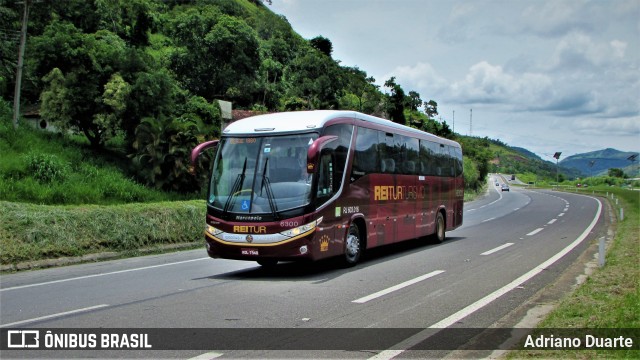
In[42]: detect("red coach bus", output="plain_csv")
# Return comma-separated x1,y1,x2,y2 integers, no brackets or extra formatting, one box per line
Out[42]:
191,110,463,267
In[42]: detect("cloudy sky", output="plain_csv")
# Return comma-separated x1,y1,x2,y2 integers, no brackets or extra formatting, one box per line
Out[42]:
269,0,639,160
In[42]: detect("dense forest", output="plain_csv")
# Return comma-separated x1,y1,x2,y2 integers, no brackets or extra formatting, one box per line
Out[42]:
1,0,488,193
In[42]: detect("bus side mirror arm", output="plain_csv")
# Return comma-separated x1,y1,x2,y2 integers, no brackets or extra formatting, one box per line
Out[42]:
307,135,337,173
190,140,219,173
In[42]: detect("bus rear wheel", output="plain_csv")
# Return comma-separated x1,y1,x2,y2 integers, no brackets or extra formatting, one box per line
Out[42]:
343,223,362,266
432,212,445,244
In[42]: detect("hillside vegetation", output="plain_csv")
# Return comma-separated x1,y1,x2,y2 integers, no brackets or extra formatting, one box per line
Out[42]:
2,0,492,195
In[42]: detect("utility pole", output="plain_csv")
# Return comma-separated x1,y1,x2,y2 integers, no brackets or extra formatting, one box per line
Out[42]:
13,0,32,130
452,110,455,134
469,108,472,136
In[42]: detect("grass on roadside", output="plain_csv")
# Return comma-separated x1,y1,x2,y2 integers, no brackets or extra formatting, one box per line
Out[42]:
0,200,205,266
507,187,639,359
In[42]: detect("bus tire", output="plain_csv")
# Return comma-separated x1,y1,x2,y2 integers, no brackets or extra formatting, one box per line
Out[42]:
432,211,445,244
257,259,278,267
343,222,362,266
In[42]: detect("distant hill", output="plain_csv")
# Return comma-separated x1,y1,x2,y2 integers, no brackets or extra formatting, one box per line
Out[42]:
510,146,544,161
477,138,581,181
560,148,640,177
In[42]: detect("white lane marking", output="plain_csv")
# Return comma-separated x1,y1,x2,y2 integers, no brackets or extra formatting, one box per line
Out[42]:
189,352,224,359
369,350,404,360
482,217,496,223
481,243,514,256
559,213,565,217
352,271,445,304
1,304,109,327
0,258,209,292
368,196,602,360
527,228,544,236
548,219,557,225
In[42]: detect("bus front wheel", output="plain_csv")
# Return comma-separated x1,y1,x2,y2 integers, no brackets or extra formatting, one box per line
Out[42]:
433,212,445,244
343,223,362,266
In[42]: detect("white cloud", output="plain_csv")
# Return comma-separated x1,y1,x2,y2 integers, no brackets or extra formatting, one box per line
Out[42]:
570,118,640,137
548,32,613,71
521,0,595,37
610,40,627,58
446,61,553,108
383,62,448,97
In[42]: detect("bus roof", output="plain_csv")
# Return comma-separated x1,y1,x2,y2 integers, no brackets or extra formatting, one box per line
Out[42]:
223,110,459,147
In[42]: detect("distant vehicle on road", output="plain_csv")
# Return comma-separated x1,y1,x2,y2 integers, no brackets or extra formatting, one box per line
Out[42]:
510,174,516,181
495,182,500,186
501,184,510,192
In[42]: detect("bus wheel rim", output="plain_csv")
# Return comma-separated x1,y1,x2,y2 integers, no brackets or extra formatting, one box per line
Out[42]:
346,234,360,258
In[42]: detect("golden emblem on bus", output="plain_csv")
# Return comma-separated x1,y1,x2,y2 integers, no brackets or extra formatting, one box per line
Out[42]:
234,225,267,234
319,235,330,252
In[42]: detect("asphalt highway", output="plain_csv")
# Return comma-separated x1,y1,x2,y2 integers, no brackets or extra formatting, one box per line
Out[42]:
0,176,608,359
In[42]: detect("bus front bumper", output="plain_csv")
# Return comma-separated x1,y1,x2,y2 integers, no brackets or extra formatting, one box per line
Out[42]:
204,233,315,262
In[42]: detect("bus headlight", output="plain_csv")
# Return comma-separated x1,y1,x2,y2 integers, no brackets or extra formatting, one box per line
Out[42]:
280,220,318,238
206,225,223,237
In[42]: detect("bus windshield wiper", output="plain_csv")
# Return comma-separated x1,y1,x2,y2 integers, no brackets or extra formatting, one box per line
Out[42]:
260,158,279,219
223,157,247,213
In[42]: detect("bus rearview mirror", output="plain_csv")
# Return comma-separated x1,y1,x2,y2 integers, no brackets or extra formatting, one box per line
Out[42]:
307,135,337,173
190,140,219,173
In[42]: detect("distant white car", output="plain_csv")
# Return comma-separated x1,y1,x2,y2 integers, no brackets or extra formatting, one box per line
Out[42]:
501,184,510,192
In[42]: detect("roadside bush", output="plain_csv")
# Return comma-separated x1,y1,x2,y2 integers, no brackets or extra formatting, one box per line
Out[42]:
26,153,69,183
463,157,480,191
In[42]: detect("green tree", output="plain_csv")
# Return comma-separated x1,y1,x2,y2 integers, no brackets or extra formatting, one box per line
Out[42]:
384,77,406,125
121,69,181,144
169,10,260,106
131,116,202,192
0,3,18,99
407,91,422,111
608,168,626,178
425,100,438,119
94,0,155,47
284,48,344,109
340,66,382,114
310,35,332,57
34,24,128,148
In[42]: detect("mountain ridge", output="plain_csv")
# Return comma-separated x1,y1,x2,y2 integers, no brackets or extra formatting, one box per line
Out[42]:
559,148,639,176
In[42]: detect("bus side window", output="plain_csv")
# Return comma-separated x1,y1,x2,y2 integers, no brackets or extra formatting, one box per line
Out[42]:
419,140,437,176
406,137,419,175
454,147,463,177
379,131,395,174
352,127,379,181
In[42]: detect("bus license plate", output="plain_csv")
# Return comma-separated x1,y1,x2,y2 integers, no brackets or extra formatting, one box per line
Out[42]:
241,248,259,256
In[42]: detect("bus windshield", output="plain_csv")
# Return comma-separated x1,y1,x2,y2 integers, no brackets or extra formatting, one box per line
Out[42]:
208,134,319,215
